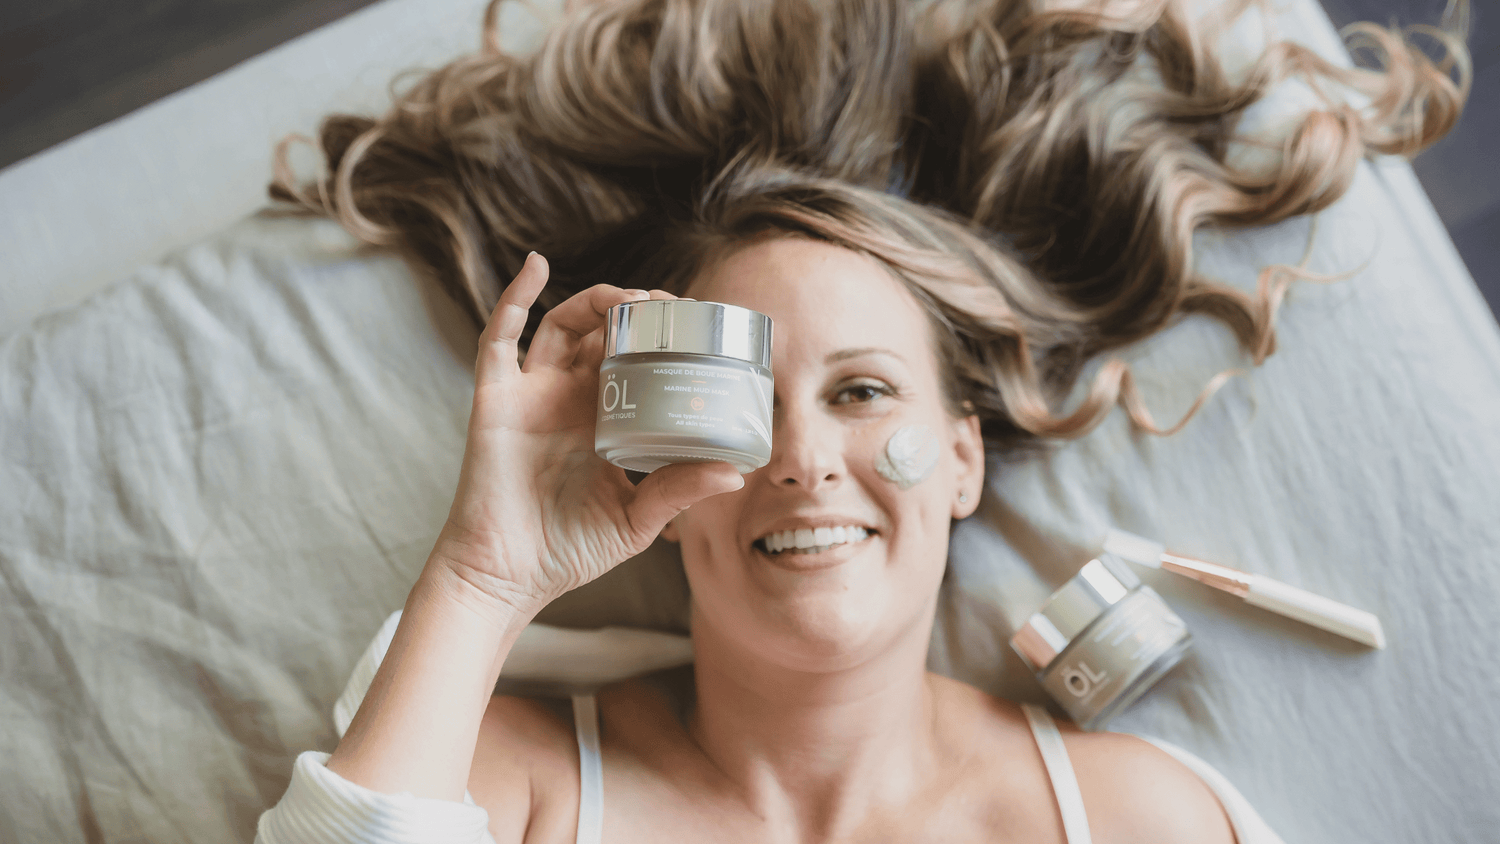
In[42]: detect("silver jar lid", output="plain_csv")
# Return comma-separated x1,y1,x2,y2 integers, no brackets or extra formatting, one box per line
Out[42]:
1012,554,1141,673
603,300,773,370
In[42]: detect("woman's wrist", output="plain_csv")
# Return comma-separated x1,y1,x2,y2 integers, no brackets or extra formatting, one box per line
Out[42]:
401,563,536,694
422,534,552,625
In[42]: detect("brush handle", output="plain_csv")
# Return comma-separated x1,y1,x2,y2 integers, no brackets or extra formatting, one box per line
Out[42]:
1244,577,1386,649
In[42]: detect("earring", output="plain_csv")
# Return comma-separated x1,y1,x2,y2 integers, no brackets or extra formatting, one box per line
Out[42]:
958,493,969,504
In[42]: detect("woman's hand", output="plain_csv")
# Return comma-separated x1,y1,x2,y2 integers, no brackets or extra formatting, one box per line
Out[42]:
428,253,744,617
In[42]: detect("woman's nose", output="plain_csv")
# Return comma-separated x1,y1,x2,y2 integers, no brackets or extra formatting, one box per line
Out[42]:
764,399,843,490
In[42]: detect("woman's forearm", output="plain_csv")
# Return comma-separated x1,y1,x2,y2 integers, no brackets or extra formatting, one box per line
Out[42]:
326,554,536,801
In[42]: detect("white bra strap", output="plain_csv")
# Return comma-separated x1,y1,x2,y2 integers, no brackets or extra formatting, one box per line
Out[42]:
572,694,604,844
1022,704,1093,844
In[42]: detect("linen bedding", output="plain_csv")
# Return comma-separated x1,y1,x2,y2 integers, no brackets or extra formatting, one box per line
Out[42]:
2,0,1497,841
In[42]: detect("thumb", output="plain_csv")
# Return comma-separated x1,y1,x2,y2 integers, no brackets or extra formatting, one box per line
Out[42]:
625,462,745,540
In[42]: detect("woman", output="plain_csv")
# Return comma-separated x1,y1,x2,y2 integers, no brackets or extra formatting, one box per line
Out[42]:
258,0,1467,840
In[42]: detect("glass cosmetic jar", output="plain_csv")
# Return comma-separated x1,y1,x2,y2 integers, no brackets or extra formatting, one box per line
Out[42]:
1010,554,1191,731
595,299,774,474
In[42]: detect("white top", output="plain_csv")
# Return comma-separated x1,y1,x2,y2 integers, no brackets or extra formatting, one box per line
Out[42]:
257,611,1286,844
571,695,603,844
1022,703,1093,844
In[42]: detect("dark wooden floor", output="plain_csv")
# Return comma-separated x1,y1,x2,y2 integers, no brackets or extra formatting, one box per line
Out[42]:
0,0,380,168
0,0,1494,318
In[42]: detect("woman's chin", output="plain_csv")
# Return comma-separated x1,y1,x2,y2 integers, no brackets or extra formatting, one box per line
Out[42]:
690,537,941,672
749,591,911,669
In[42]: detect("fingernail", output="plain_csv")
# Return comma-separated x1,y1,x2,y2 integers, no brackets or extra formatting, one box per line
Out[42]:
526,250,538,259
625,289,649,297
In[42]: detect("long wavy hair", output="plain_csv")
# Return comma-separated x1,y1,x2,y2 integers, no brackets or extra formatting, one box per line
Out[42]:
271,0,1468,448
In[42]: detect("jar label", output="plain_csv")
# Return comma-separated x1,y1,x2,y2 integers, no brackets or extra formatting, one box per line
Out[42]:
595,355,773,463
1040,588,1188,726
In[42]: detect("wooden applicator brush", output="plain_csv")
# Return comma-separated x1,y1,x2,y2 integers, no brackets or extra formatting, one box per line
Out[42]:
1103,529,1386,649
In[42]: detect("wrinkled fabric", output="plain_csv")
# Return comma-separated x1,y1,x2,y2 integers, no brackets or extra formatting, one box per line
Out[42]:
0,216,477,843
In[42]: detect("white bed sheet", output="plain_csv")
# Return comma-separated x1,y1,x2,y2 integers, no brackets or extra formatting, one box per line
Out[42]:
2,0,1498,842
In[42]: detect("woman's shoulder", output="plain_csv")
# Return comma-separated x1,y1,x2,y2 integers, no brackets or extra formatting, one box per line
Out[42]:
949,679,1236,844
468,673,694,840
470,694,583,844
476,693,581,767
1061,726,1237,844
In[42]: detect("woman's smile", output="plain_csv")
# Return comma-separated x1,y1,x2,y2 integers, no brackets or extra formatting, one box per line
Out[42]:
751,518,880,571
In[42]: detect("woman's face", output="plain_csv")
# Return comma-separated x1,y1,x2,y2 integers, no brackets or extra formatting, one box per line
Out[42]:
660,236,985,671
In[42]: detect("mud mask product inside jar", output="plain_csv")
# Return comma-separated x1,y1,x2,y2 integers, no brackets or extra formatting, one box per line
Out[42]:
595,300,774,474
1010,554,1191,731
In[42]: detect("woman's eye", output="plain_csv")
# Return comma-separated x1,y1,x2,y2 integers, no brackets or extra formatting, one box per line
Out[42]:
833,382,894,405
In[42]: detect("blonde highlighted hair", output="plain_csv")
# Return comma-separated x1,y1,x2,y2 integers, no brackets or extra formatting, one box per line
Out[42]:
272,0,1468,448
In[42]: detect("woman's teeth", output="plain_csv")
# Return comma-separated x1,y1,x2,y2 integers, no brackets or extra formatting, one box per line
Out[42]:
757,526,870,555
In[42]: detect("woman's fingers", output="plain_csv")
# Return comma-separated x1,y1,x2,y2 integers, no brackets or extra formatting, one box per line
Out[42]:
525,284,656,373
625,462,744,542
477,253,550,380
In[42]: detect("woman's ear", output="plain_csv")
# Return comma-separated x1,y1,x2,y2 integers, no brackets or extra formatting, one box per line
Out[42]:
951,413,985,519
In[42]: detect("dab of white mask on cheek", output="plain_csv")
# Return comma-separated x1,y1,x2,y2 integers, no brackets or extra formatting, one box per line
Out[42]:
875,425,940,490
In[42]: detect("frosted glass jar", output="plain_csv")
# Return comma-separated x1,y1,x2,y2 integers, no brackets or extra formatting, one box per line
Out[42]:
1011,554,1191,731
595,300,774,474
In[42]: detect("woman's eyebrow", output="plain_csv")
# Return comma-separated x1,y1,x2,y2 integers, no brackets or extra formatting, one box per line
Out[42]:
824,347,905,365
